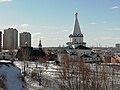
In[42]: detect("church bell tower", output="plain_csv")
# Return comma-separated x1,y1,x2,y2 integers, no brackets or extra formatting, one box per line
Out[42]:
67,12,86,48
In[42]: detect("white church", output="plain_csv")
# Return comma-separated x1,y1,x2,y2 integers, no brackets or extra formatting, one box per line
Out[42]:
58,12,101,63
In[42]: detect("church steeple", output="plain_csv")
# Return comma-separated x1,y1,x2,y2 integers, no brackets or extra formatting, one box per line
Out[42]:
67,12,86,48
72,12,83,37
39,40,42,49
75,12,78,18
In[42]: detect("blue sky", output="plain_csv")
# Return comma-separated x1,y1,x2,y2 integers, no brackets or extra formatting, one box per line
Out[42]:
0,0,120,47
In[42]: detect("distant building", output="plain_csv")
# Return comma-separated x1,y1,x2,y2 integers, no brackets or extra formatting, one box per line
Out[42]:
3,28,18,50
67,12,86,48
66,12,92,58
20,32,31,47
115,43,120,50
58,12,102,63
16,40,46,61
0,31,2,52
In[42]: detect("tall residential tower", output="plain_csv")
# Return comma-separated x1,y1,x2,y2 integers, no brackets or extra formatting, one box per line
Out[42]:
0,31,2,52
20,32,31,47
3,28,18,50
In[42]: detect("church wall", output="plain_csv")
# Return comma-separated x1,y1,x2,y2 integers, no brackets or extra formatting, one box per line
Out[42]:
72,37,83,43
77,49,92,56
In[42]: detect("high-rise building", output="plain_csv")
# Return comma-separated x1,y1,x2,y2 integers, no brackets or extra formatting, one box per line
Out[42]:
3,28,18,50
20,32,31,47
115,43,120,50
0,31,2,52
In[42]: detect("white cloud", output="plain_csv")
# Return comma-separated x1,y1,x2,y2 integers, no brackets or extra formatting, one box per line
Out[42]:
0,0,13,2
108,28,120,31
94,36,120,41
0,24,31,33
0,25,17,30
19,24,30,29
0,24,30,29
32,32,43,40
88,22,97,25
111,6,119,9
32,32,41,36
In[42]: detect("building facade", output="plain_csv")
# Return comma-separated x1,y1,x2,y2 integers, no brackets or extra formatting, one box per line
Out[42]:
20,32,31,47
59,12,101,63
67,12,86,48
66,12,91,56
3,28,18,50
116,43,120,50
16,40,46,61
0,31,2,52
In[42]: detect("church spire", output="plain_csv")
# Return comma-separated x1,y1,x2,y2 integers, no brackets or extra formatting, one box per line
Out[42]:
75,12,78,19
39,40,42,49
67,12,86,48
72,12,83,37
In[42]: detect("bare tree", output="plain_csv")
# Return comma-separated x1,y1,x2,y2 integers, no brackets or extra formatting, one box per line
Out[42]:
8,49,16,63
57,54,120,90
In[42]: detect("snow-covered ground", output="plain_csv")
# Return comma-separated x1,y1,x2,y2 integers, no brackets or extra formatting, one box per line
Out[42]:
0,61,27,90
14,61,60,90
1,60,119,90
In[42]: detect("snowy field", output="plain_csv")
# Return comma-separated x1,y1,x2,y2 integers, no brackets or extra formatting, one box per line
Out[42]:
14,61,60,90
0,60,27,90
13,61,120,90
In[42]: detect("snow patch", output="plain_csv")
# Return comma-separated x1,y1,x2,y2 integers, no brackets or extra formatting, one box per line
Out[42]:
0,63,27,90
